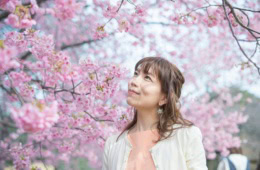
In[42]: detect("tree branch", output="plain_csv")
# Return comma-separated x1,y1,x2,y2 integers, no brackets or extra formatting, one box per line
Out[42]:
0,120,17,129
61,39,96,50
225,0,260,35
232,7,260,13
222,0,260,76
84,111,114,122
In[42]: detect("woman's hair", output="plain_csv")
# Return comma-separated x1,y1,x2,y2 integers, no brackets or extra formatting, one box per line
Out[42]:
116,56,193,142
228,147,243,154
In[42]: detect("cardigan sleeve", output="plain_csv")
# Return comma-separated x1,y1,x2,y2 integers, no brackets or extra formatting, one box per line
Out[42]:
185,126,208,170
102,136,111,170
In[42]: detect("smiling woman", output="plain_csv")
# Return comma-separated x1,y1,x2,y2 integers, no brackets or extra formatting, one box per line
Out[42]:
102,56,208,170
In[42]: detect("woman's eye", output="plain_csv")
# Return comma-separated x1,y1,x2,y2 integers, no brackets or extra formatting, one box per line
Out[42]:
134,72,138,76
145,76,151,80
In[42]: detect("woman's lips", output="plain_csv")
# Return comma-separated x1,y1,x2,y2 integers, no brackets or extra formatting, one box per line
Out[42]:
128,90,139,95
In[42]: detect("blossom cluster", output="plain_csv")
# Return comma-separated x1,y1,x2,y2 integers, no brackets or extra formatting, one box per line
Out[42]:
10,100,59,133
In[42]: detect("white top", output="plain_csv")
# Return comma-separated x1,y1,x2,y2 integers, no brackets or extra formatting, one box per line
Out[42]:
102,124,208,170
217,154,249,170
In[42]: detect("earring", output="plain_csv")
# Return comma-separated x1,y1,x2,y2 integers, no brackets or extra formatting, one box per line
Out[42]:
157,107,163,115
176,101,181,109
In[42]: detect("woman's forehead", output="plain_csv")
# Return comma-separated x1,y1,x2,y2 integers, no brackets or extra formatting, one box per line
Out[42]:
136,63,159,78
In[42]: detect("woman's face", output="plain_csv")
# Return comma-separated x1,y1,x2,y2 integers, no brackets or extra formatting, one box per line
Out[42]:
127,65,166,110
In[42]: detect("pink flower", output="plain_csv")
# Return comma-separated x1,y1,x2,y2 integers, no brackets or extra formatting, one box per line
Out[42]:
5,13,19,27
10,143,32,170
0,0,10,9
103,5,118,18
207,152,216,159
0,0,19,11
93,25,108,40
5,11,36,28
20,18,36,28
118,19,130,32
0,45,20,74
9,71,31,86
135,5,146,16
29,0,39,15
203,15,218,27
11,100,59,133
54,0,84,20
228,13,239,27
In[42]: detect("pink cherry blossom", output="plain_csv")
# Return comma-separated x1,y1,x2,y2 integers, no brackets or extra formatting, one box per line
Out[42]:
5,6,36,29
0,0,20,12
54,0,84,20
10,143,32,170
135,5,146,17
103,4,118,18
118,19,130,32
10,100,59,133
0,45,20,74
93,25,108,40
0,0,10,8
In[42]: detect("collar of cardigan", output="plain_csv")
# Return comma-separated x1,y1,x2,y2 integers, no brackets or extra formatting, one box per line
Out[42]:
123,123,185,152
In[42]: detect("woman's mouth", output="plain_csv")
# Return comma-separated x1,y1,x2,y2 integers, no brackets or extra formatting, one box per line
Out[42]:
128,89,140,95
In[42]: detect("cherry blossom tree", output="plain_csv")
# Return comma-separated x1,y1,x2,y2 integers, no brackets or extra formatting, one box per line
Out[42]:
0,0,259,169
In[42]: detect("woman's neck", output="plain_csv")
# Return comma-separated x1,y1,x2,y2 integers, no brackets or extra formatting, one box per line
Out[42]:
132,109,159,132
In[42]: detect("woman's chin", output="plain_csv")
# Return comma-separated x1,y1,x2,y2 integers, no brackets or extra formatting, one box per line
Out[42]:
126,98,136,107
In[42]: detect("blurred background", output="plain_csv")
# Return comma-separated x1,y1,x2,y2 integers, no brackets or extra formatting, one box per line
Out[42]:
1,0,259,169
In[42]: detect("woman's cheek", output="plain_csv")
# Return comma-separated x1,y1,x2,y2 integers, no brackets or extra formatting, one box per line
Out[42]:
142,84,157,94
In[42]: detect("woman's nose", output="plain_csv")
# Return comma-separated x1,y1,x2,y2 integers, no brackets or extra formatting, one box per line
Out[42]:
130,78,138,87
130,75,141,87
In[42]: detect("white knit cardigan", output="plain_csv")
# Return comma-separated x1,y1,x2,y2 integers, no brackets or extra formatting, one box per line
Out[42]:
102,124,208,170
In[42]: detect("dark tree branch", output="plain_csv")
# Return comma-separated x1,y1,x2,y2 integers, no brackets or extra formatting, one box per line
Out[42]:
20,36,105,60
0,120,17,129
250,41,258,58
182,4,222,17
84,111,114,122
39,142,49,170
20,51,32,60
116,0,125,13
222,0,260,76
235,8,250,27
53,125,107,141
6,74,25,104
225,0,260,35
232,7,260,13
0,11,9,21
145,22,173,26
0,84,12,96
61,39,96,50
237,39,258,42
38,80,87,97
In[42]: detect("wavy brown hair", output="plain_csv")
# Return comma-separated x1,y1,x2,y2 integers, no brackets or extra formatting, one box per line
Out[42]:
116,56,193,142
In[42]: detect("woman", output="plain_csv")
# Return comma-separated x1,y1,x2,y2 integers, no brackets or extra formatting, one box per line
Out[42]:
102,57,208,170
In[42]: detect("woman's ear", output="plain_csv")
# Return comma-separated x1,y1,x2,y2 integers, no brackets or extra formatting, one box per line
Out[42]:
159,94,167,106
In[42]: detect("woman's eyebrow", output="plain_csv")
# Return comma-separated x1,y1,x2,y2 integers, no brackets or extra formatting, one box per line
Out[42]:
147,72,153,76
146,72,154,77
135,68,155,77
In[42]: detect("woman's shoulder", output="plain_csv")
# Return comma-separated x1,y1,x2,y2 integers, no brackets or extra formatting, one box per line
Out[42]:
167,124,204,153
170,124,203,140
